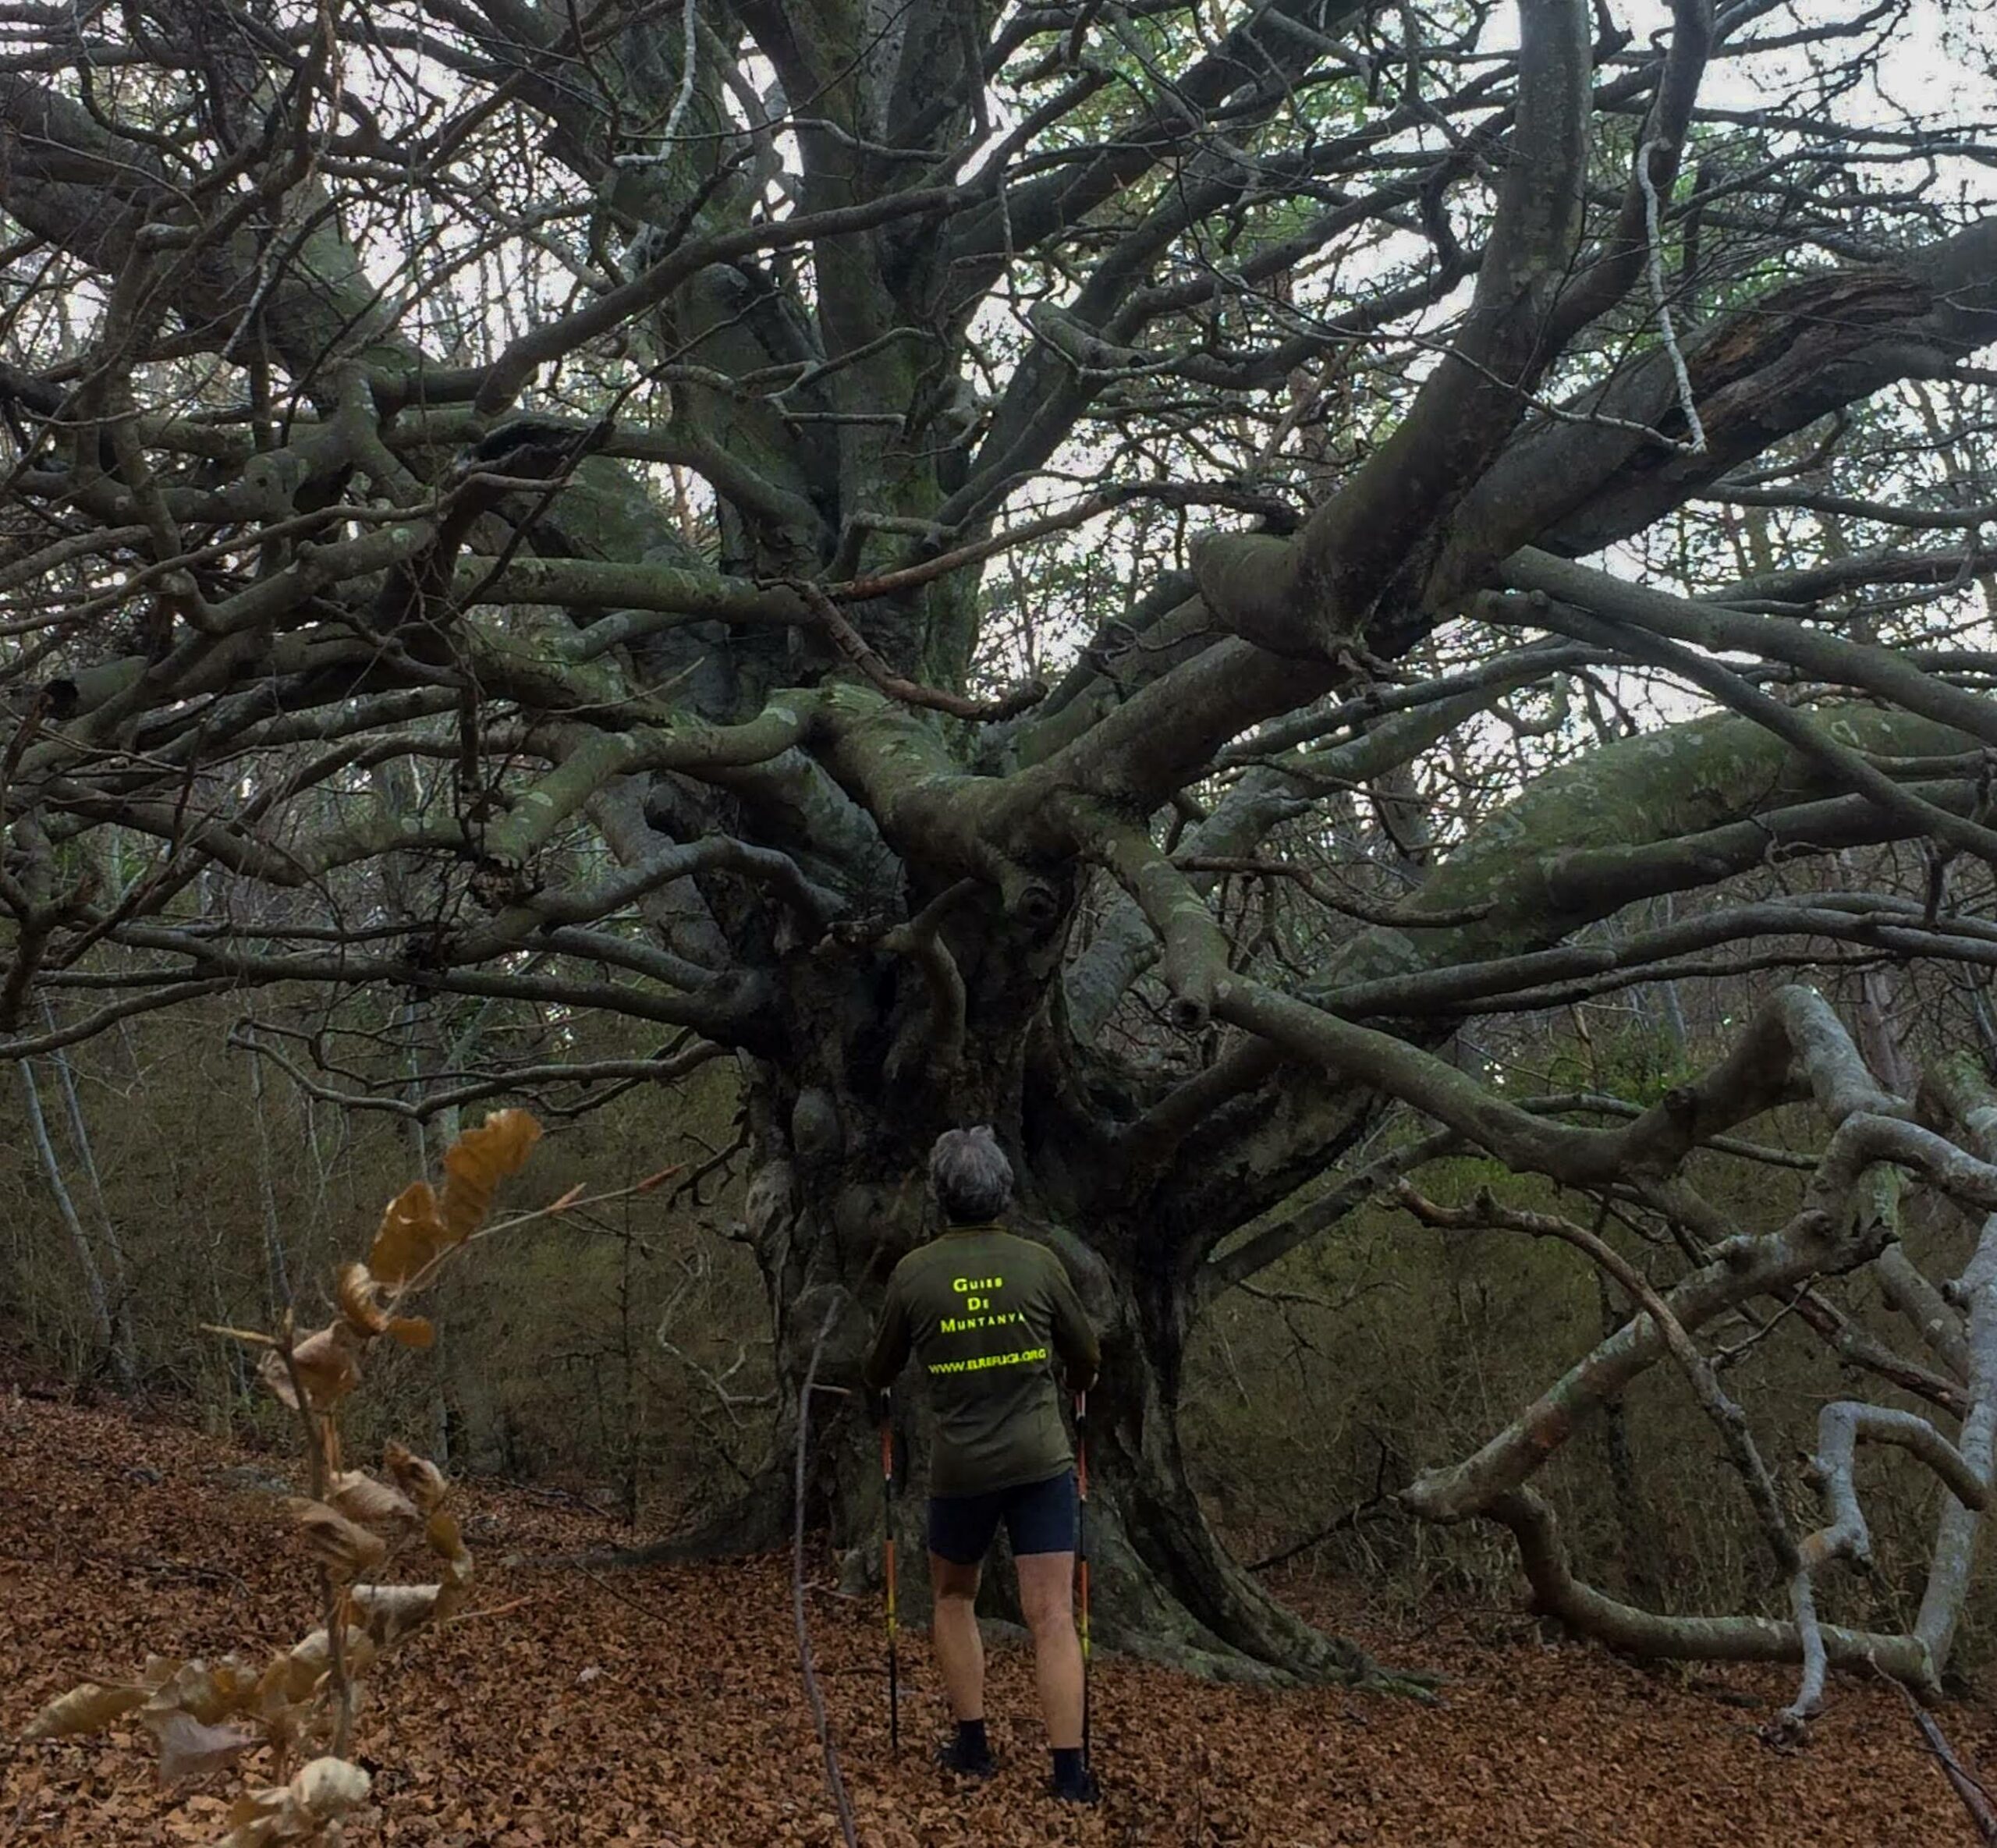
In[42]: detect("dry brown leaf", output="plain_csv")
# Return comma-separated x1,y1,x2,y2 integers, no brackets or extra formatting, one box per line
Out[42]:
325,1470,418,1547
296,1755,370,1812
333,1262,388,1337
219,1756,371,1848
144,1655,257,1726
359,1110,538,1296
430,1512,474,1604
23,1679,149,1739
289,1500,388,1580
271,1628,377,1706
219,1784,293,1848
424,1508,466,1562
29,1396,1997,1848
262,1644,316,1710
381,1441,448,1514
385,1314,434,1348
253,1654,294,1718
361,1112,537,1292
258,1322,362,1413
348,1582,442,1651
141,1708,258,1787
365,1180,448,1289
439,1108,541,1242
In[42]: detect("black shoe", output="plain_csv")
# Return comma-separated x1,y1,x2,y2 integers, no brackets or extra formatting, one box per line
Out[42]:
936,1736,997,1779
1052,1768,1101,1804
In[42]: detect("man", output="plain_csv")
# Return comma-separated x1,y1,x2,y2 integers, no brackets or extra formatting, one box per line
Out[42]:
862,1125,1101,1804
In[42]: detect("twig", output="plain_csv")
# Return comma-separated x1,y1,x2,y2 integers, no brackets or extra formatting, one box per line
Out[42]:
1394,1185,1797,1579
438,1594,536,1627
442,1170,683,1282
1878,1663,1997,1842
1250,1436,1401,1571
275,1314,353,1761
1637,139,1706,454
782,576,1044,722
199,1321,278,1346
573,1561,679,1629
1171,855,1491,928
1249,1498,1399,1573
612,0,698,167
794,1303,862,1848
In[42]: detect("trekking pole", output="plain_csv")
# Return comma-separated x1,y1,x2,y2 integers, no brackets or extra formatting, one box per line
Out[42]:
1075,1389,1091,1772
880,1399,900,1758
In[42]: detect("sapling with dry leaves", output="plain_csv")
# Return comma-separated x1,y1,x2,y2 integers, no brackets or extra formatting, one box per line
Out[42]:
17,1108,654,1846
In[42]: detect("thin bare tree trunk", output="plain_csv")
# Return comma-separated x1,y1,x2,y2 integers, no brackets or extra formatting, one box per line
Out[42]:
38,1029,138,1389
1597,1269,1660,1606
248,1044,293,1312
20,1059,122,1387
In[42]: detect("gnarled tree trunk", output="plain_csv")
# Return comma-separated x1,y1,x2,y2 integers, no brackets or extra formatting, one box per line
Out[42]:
629,923,1396,1684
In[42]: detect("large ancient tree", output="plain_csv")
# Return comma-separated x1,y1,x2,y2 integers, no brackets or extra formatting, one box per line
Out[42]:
5,0,1997,1712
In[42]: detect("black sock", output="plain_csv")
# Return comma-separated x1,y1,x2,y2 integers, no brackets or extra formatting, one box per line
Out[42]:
1052,1747,1087,1787
956,1718,988,1760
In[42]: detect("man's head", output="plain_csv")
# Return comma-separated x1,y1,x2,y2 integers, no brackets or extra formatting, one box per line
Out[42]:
929,1125,1014,1225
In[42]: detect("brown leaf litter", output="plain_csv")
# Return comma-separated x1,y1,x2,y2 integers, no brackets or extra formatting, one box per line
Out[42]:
5,1396,1992,1846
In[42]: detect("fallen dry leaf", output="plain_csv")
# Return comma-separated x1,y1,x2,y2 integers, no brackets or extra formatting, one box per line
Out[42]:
13,1398,1997,1848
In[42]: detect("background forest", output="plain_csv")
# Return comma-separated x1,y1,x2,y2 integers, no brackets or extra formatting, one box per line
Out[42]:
5,0,1997,1751
6,952,1995,1672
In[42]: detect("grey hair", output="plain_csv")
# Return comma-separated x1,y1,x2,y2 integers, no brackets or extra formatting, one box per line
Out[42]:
928,1126,1014,1225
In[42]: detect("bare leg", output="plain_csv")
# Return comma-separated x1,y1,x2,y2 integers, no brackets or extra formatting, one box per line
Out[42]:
929,1553,984,1722
1015,1549,1084,1749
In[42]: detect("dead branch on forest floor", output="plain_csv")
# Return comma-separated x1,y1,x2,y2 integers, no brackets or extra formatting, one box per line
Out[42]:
1879,1667,1997,1843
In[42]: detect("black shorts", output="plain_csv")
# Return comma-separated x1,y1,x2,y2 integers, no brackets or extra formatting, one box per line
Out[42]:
928,1469,1077,1566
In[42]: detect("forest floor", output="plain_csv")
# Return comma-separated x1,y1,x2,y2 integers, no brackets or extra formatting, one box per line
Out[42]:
3,1392,1992,1848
